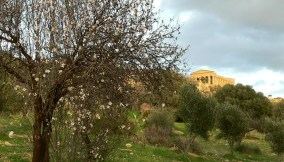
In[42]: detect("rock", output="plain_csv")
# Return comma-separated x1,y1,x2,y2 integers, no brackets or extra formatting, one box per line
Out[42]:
188,152,199,157
125,143,132,148
8,131,14,138
3,141,13,146
173,129,184,135
169,147,179,152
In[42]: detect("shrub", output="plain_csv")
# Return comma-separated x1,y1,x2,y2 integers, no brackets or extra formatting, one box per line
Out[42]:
234,143,262,154
264,119,284,158
173,138,203,154
144,110,174,146
146,109,174,133
144,125,173,147
0,81,24,114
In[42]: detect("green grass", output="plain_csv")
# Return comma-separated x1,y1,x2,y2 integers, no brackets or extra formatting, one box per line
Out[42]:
0,112,280,161
0,114,32,161
107,142,194,162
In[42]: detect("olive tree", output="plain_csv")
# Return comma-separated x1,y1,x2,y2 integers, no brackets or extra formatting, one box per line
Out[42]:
264,118,284,161
178,83,216,151
216,103,248,154
0,0,187,161
214,83,272,132
265,106,284,161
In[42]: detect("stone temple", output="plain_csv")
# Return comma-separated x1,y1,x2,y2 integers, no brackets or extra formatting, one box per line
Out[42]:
189,70,235,94
190,70,235,86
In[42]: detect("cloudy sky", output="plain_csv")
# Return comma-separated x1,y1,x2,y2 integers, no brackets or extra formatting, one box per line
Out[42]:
154,0,284,98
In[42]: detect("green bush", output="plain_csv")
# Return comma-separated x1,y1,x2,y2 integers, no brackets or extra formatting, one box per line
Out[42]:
146,110,174,133
144,110,174,146
144,125,173,146
0,81,24,114
173,138,203,154
234,143,262,154
264,119,284,157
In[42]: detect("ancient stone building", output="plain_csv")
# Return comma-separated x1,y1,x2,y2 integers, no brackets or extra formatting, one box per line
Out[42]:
189,70,235,94
190,70,235,86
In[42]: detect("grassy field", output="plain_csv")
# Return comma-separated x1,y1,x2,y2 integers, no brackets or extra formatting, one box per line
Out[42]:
0,113,280,162
0,114,32,161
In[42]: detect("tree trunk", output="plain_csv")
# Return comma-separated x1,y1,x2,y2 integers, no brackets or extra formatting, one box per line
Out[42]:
81,131,93,161
32,97,53,162
186,135,197,152
229,140,234,154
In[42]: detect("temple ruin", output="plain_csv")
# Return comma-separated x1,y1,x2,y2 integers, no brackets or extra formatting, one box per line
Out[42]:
189,70,235,94
190,70,235,86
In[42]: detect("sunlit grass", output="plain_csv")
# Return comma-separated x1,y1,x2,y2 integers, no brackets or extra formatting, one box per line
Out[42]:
0,114,32,161
0,112,280,161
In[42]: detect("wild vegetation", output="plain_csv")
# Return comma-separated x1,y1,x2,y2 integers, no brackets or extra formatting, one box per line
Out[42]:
0,0,186,161
1,0,284,162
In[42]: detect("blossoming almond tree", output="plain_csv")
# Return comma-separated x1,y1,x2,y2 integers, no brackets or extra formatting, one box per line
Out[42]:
0,0,187,161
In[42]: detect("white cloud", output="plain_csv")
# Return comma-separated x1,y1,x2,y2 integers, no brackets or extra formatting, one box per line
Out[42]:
232,68,284,98
179,11,193,23
191,67,284,97
157,1,284,97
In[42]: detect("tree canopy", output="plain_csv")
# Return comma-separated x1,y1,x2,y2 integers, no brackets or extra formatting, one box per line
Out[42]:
214,83,272,131
178,83,216,140
0,0,187,161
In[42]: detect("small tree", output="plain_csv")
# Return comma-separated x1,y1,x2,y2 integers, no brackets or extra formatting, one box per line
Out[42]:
178,83,216,151
216,103,248,154
0,0,187,161
272,101,284,122
264,118,284,161
214,83,272,132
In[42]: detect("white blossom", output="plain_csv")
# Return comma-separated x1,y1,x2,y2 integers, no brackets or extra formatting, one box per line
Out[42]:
45,69,51,73
100,105,105,110
35,78,39,82
95,114,101,119
128,42,132,48
61,63,66,68
14,85,20,91
91,25,96,30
